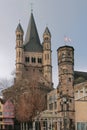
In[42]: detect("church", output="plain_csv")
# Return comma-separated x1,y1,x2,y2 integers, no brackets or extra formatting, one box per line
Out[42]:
2,11,87,130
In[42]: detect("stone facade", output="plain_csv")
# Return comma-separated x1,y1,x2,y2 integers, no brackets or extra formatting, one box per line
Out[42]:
2,11,87,130
57,46,75,130
15,13,52,88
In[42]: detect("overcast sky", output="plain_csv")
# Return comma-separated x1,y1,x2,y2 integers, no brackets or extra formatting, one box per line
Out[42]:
0,0,87,87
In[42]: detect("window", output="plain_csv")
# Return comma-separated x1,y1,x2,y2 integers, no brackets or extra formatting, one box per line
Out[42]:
38,58,42,63
45,54,49,60
49,103,53,110
19,51,20,57
31,57,36,63
77,122,87,130
69,77,71,82
19,41,21,46
0,112,2,115
62,53,65,58
44,37,49,41
25,57,29,63
0,118,2,121
67,52,70,56
54,102,57,109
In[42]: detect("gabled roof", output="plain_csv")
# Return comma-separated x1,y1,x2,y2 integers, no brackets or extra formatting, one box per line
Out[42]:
24,13,42,52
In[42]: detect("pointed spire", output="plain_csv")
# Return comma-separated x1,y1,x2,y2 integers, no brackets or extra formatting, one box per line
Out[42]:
24,13,42,52
43,26,51,37
16,22,24,33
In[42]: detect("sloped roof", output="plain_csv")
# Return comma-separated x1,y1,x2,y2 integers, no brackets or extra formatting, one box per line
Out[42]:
74,71,87,84
24,13,42,52
16,23,24,33
43,26,51,37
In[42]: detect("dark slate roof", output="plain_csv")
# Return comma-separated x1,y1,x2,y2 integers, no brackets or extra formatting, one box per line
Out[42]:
74,71,87,84
43,27,51,37
24,13,43,52
16,23,24,33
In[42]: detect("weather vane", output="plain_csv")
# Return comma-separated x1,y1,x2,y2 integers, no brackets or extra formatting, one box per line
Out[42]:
64,35,72,45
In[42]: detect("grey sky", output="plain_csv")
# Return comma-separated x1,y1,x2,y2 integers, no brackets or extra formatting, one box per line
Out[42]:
0,0,87,87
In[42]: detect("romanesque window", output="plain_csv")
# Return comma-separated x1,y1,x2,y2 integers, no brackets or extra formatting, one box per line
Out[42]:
38,58,42,63
19,51,20,57
19,41,20,46
49,103,53,110
31,57,36,63
54,102,57,109
68,77,71,82
62,53,65,58
67,52,70,56
45,54,49,60
17,34,20,39
25,57,29,62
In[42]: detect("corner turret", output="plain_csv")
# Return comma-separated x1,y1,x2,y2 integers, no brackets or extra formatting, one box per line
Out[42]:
42,27,52,86
15,22,24,81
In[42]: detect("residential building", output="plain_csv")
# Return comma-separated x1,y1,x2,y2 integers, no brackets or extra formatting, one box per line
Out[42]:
0,98,14,130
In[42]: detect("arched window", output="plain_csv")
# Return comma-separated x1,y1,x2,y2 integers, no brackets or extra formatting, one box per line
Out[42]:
31,57,36,63
38,58,42,63
25,57,30,62
19,51,20,57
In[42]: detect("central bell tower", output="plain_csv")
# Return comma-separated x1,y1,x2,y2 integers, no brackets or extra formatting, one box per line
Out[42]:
57,45,75,130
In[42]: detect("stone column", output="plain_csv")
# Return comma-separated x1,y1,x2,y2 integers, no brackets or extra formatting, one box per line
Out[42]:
23,122,25,130
33,121,35,130
78,90,80,98
47,119,50,130
51,119,53,130
20,123,22,130
25,122,28,130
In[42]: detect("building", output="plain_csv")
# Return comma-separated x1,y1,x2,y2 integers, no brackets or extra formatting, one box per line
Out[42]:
0,98,4,129
15,12,52,88
34,45,87,130
2,12,53,130
2,11,87,130
0,98,14,130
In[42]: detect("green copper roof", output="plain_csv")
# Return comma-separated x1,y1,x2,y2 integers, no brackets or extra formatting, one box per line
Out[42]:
16,23,24,33
24,13,42,52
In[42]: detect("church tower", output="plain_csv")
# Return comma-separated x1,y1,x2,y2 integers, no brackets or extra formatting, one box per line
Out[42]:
15,13,53,88
15,23,24,80
57,45,75,130
42,27,52,84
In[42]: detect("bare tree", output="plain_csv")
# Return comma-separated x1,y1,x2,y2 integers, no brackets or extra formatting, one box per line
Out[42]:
15,87,46,122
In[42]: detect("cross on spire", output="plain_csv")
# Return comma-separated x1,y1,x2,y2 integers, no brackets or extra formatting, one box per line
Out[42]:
30,3,33,13
19,19,20,23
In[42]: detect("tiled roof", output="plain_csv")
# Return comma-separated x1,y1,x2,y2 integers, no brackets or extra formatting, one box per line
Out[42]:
74,71,87,84
24,13,42,52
